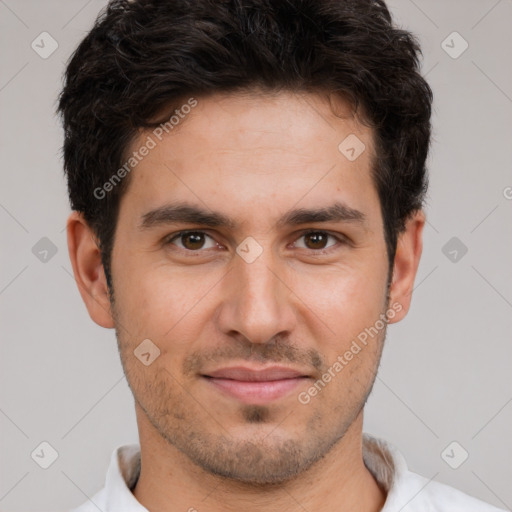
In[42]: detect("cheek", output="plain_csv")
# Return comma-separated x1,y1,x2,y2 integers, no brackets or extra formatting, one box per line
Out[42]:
115,265,215,347
298,261,387,346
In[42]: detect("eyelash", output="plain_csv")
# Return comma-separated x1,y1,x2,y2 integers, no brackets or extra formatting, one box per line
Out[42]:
164,229,347,255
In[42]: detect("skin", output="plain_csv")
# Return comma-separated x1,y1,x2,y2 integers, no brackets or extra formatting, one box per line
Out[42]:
67,90,424,512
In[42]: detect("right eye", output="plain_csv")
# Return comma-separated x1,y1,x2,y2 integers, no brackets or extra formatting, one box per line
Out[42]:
165,230,220,252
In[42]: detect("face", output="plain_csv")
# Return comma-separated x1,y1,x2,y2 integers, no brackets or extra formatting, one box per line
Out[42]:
71,90,421,485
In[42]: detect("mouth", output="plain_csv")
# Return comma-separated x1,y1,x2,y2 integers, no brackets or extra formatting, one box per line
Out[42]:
201,366,311,404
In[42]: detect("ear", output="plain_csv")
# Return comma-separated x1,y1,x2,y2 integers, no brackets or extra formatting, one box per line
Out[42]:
387,209,425,324
66,211,115,328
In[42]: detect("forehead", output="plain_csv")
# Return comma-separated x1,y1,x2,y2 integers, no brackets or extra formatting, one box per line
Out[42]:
118,90,380,230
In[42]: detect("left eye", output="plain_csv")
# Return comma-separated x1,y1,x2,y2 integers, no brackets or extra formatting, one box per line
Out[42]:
293,231,339,252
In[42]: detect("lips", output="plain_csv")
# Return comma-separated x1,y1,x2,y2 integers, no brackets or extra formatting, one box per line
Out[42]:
202,366,310,404
205,366,306,381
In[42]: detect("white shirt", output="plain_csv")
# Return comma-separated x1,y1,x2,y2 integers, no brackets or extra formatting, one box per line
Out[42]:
69,434,506,512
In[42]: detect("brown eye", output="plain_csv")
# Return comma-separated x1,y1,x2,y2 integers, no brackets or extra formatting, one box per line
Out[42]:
167,231,216,251
304,232,329,250
181,232,205,250
294,231,341,252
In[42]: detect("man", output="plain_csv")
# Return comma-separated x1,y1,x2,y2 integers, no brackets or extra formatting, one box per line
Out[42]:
58,0,505,510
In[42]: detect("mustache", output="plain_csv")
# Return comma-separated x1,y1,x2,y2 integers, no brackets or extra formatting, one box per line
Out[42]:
182,337,326,377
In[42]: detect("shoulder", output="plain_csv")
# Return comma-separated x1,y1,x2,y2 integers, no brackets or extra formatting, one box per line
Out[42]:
362,434,506,512
66,443,144,512
388,469,507,512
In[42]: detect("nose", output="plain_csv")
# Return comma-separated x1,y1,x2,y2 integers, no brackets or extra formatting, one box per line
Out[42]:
215,244,297,345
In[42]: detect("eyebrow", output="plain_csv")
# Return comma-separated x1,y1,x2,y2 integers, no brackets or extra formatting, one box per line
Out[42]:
139,201,367,231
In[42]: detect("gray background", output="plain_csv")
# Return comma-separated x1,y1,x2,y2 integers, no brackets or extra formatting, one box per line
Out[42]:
0,0,511,510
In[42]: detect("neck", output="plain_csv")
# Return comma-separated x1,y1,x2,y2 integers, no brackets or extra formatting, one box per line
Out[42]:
132,409,386,512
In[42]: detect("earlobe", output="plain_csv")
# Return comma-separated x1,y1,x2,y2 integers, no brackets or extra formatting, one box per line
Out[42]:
66,211,115,328
387,210,425,324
